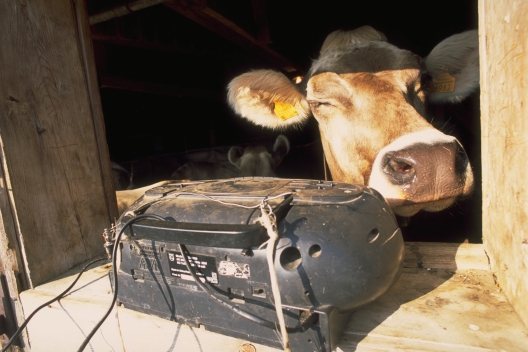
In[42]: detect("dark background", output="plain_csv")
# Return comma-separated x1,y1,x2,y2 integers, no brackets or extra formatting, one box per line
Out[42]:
87,0,481,243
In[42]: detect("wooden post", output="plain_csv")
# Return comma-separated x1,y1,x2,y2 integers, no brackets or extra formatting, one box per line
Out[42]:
0,165,28,350
479,0,528,326
0,0,117,297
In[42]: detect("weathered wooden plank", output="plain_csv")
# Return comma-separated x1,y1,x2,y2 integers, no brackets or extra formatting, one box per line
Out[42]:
20,260,280,352
0,0,116,287
478,0,528,328
19,254,528,352
404,242,489,271
0,163,28,350
344,267,526,351
74,0,120,223
89,0,169,25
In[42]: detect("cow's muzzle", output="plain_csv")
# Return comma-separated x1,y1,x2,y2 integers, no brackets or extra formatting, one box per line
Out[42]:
382,140,469,189
369,129,474,216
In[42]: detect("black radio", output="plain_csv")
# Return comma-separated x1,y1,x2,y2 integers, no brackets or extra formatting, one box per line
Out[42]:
112,178,403,351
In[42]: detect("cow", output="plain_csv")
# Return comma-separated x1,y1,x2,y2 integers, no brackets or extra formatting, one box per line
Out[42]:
170,135,290,180
111,161,133,190
116,136,290,215
227,26,478,219
170,160,239,180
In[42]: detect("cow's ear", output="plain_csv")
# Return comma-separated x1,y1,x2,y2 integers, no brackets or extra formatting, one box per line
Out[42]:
228,146,245,168
227,70,311,129
424,29,479,104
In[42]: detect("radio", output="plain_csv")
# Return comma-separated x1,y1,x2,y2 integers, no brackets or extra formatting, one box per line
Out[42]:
112,178,403,351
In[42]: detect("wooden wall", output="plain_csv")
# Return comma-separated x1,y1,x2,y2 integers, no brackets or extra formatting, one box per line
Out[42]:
0,0,117,294
479,0,528,327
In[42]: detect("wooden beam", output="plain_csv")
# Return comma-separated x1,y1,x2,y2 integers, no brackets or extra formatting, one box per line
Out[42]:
89,0,169,25
163,0,298,73
404,242,489,270
479,0,528,328
0,163,29,350
0,0,116,288
75,0,120,223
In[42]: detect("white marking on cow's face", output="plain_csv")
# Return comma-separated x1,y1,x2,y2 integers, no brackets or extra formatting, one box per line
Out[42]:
369,129,474,216
228,135,290,177
242,151,276,177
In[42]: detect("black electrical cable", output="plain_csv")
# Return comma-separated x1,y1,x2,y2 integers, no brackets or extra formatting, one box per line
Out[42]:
4,197,315,352
1,256,108,352
76,213,165,352
178,243,311,333
79,212,313,352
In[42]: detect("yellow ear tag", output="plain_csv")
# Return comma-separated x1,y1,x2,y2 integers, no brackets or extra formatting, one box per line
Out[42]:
274,101,298,121
430,72,456,93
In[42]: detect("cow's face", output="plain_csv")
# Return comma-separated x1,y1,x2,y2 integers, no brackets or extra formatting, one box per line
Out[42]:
228,134,290,177
227,27,478,217
306,68,430,183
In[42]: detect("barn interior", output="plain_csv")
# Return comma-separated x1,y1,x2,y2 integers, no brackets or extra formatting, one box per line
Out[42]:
86,0,480,243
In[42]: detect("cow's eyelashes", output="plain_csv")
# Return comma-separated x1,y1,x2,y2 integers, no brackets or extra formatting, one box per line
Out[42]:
309,101,333,108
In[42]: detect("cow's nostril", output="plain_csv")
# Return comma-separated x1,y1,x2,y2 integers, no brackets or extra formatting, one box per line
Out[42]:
454,144,470,175
388,160,413,174
383,154,416,185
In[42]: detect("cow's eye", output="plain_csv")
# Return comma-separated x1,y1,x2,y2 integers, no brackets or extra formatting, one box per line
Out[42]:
420,72,433,92
309,101,332,108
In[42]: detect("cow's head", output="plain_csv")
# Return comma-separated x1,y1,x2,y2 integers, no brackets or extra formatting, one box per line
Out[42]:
228,135,290,177
227,26,478,217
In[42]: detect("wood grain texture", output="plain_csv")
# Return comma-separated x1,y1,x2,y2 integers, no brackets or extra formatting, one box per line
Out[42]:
479,0,528,328
0,162,29,351
73,0,120,222
404,242,489,271
0,0,115,287
19,257,528,351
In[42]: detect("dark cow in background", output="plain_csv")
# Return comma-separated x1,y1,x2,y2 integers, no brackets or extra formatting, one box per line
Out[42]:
228,134,290,177
170,160,238,181
115,135,290,215
111,161,133,190
111,135,289,192
228,26,478,219
171,135,290,180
